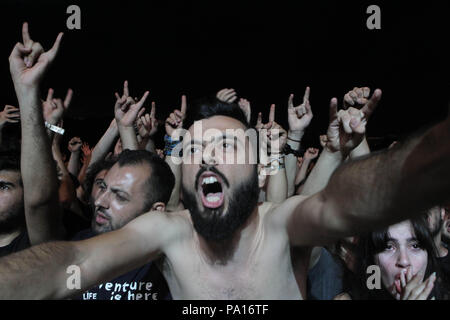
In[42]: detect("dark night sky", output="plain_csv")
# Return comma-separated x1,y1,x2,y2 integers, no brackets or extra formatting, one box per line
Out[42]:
0,0,449,150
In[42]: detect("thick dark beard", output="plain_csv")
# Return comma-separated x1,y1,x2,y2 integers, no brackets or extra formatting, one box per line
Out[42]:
0,204,25,234
182,167,259,243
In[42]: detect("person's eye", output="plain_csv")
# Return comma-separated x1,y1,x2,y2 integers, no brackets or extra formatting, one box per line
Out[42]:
385,243,395,251
0,185,10,191
221,141,234,151
411,242,421,250
188,145,201,155
116,193,128,202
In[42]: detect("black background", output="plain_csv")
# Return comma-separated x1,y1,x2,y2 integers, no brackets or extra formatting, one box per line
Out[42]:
0,0,449,151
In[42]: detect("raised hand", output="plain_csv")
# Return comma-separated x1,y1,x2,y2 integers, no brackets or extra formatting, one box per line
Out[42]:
165,95,187,136
238,98,251,124
9,22,63,89
319,134,328,149
136,101,158,139
259,104,287,156
288,87,313,132
42,88,73,125
343,87,371,110
68,137,82,153
304,148,319,161
114,81,149,127
325,89,381,156
391,268,436,300
0,105,20,127
216,88,237,104
80,142,92,164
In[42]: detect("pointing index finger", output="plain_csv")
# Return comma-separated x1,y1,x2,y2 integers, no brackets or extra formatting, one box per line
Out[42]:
362,89,382,119
303,86,310,103
181,95,187,114
269,104,275,123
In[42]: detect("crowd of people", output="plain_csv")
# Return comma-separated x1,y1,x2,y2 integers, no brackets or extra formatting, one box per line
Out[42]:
0,22,449,300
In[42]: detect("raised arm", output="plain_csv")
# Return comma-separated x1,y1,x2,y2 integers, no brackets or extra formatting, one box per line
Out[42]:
261,104,288,203
301,87,380,196
136,101,158,152
67,137,82,177
286,87,313,197
114,81,149,151
89,118,119,165
9,22,65,244
283,91,450,246
0,210,185,299
165,95,187,211
0,105,20,145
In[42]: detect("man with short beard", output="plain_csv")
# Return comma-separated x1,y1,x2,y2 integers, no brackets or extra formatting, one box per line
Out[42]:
0,153,28,257
71,150,174,300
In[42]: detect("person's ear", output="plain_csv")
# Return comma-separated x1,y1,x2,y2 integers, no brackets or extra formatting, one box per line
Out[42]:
257,164,267,189
151,202,166,212
441,207,446,221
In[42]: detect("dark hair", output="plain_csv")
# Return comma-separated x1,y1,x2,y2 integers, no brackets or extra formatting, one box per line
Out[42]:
183,96,249,131
343,216,447,300
116,150,175,211
0,151,22,187
83,158,117,200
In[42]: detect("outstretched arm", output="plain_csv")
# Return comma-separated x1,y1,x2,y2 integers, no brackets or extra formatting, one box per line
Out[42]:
9,22,65,244
282,107,450,246
0,210,183,299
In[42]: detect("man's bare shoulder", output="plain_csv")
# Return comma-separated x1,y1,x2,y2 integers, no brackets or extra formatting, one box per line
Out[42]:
262,195,311,229
124,209,194,245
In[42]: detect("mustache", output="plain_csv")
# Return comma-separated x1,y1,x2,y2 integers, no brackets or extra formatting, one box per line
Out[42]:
195,165,230,190
95,207,111,220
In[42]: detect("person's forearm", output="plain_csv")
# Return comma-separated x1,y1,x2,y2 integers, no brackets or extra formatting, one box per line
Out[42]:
90,122,119,165
0,213,163,299
0,241,82,299
78,155,91,185
67,151,81,177
118,125,138,150
322,120,450,233
301,150,343,196
18,89,63,244
294,159,311,192
266,167,288,203
349,136,370,159
286,130,304,196
166,156,181,210
143,138,156,153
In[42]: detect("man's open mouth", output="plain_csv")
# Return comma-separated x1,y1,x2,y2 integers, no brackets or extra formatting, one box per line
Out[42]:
198,172,225,209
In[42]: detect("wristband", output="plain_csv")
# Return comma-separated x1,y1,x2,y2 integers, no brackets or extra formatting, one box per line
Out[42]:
45,122,65,135
283,144,303,157
164,134,182,157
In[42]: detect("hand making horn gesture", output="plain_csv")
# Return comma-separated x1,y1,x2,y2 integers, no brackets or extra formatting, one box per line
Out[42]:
325,88,382,156
9,22,63,89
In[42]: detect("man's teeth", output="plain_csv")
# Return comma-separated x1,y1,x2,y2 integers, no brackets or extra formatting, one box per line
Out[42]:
206,195,220,202
202,176,218,185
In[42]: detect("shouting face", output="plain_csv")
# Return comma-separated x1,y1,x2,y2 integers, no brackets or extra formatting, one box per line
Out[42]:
181,116,260,242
